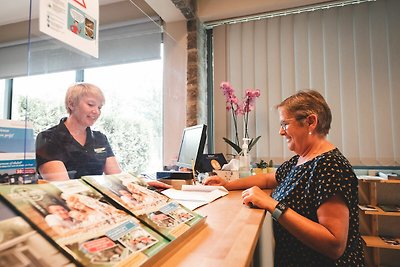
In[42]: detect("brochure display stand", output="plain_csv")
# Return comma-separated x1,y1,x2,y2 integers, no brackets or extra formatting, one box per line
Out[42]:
0,179,170,266
0,174,206,266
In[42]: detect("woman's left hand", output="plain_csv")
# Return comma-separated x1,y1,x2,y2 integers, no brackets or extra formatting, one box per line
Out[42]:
241,186,275,211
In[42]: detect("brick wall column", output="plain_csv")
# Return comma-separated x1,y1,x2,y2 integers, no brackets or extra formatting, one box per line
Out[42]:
170,0,207,127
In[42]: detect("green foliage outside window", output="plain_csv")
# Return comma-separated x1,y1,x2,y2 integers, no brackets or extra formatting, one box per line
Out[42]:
18,96,151,174
97,115,151,174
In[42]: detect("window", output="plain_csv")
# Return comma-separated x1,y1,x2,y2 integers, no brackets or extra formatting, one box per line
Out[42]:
85,60,163,174
9,60,163,175
11,71,76,135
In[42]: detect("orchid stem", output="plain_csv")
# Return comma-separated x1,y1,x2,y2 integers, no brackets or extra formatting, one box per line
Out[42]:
231,102,239,146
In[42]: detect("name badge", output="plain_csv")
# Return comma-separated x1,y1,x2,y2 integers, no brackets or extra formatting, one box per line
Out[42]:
94,147,106,153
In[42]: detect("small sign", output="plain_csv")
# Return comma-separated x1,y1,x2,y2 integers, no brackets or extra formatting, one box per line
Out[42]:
39,0,99,58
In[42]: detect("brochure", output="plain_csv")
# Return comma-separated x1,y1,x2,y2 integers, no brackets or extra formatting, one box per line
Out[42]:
0,179,170,267
82,173,206,241
0,201,74,267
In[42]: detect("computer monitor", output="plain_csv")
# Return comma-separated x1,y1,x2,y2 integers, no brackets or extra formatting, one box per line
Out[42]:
176,124,207,171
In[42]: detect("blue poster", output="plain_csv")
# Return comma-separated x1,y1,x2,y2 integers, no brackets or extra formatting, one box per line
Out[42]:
0,120,37,184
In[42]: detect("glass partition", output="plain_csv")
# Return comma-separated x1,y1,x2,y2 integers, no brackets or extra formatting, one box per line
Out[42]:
0,79,5,119
0,0,166,184
84,60,163,173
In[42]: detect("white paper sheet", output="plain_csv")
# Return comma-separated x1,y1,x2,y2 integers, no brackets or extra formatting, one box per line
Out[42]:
162,186,228,210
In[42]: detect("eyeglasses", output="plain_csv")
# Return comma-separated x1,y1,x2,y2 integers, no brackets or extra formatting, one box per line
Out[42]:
280,121,291,132
280,116,308,132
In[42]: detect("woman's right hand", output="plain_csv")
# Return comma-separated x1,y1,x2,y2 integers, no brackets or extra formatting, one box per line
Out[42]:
203,175,227,187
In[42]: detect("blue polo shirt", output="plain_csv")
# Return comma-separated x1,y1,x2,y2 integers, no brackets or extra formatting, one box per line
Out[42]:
36,118,115,179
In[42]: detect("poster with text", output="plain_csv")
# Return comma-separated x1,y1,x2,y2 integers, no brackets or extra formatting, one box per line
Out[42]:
39,0,99,58
0,119,37,185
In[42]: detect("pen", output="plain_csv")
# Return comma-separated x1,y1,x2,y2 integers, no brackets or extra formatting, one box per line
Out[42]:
191,159,196,185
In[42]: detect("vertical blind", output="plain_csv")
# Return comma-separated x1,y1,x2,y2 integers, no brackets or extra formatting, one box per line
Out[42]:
213,0,400,166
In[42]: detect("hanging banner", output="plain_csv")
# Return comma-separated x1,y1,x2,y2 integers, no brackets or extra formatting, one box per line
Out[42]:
39,0,99,58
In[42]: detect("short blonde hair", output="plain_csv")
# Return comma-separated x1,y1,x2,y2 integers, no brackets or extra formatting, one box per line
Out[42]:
65,83,105,114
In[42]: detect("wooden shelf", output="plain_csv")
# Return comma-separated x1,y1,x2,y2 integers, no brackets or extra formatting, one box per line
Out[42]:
358,178,400,184
360,206,400,216
362,235,400,250
359,174,400,265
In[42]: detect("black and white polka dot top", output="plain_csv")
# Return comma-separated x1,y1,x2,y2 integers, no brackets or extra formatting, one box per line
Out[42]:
271,148,365,267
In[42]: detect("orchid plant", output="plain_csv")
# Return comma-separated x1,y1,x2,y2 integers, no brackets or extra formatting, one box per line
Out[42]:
220,81,261,154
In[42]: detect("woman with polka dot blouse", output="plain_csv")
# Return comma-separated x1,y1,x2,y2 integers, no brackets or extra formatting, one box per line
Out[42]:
204,90,365,266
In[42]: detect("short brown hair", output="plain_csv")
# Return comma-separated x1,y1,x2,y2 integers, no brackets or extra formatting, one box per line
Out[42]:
276,90,332,135
65,83,105,114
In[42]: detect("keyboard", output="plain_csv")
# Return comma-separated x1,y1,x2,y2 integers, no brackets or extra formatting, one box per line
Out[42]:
141,173,157,180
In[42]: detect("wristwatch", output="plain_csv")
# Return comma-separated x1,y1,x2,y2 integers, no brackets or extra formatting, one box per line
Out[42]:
272,201,288,221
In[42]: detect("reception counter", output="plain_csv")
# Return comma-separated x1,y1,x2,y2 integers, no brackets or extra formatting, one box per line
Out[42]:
150,190,270,267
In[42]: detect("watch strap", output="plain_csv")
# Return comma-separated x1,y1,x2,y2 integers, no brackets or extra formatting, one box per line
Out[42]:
272,201,288,221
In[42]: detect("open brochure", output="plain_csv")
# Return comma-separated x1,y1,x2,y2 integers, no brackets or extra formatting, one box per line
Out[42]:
161,184,228,210
0,179,170,267
82,173,206,241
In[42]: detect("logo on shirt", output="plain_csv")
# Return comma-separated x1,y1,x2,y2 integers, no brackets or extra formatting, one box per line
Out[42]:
94,147,106,154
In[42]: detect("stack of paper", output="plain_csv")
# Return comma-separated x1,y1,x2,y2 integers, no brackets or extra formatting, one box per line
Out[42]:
161,185,228,210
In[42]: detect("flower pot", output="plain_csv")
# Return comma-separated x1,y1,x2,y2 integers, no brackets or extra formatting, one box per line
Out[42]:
253,168,268,175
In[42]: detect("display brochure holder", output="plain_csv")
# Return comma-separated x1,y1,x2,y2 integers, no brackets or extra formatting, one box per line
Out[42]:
0,179,171,266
